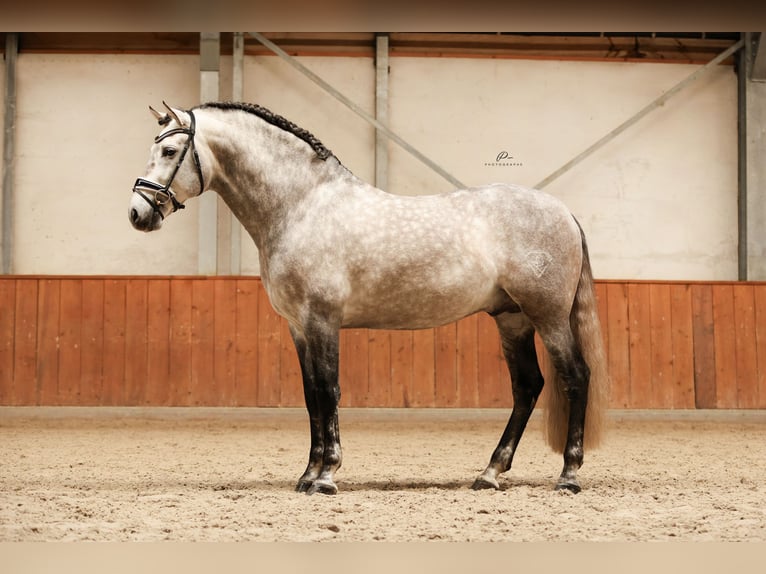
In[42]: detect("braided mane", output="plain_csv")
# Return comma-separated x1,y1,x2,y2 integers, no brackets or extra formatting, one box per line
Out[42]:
197,101,334,161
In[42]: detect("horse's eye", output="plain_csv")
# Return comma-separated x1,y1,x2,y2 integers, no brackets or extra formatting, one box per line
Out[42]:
162,147,177,158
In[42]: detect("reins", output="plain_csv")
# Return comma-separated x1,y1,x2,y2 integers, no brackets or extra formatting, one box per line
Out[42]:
132,109,205,220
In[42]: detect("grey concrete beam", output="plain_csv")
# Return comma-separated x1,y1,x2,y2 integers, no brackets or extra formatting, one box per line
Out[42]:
198,33,219,275
375,34,389,191
751,32,766,81
2,33,18,274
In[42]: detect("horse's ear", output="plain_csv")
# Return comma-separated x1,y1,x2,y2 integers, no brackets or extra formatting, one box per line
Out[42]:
149,105,171,126
162,101,188,127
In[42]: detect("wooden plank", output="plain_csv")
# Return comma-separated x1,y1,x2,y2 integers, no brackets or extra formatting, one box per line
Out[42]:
755,286,766,409
57,279,83,405
605,282,630,408
434,322,458,407
256,285,281,406
534,333,548,409
732,284,759,408
456,315,479,407
79,279,104,406
0,280,16,404
214,278,238,406
13,279,38,405
342,328,369,407
145,279,170,406
594,282,609,359
367,329,391,407
411,328,435,407
190,279,215,405
712,284,738,408
279,317,303,407
669,284,695,408
168,279,193,405
124,279,148,405
627,283,653,408
390,329,414,407
649,283,673,408
235,278,259,406
102,279,127,406
691,284,717,408
36,279,60,405
476,313,508,408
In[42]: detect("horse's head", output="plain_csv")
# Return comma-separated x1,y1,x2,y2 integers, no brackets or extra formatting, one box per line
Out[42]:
129,102,205,231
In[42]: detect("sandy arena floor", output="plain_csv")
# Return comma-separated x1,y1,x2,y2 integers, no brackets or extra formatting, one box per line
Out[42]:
0,407,764,542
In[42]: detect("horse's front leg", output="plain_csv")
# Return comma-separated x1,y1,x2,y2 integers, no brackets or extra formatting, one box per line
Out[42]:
290,320,342,495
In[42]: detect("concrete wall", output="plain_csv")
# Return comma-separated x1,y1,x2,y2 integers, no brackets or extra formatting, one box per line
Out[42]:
5,51,740,280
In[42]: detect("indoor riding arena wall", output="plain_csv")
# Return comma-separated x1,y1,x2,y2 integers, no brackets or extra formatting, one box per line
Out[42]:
0,36,762,411
1,276,764,409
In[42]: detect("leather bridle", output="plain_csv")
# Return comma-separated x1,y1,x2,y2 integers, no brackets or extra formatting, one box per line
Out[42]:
132,109,205,220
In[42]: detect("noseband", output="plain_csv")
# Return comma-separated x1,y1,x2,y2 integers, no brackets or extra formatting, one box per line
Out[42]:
132,109,205,220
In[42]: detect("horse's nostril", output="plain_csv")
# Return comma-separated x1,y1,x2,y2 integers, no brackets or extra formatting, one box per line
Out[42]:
130,208,139,223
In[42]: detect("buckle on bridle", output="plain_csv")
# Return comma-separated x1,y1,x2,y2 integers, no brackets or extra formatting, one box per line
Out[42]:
132,177,186,219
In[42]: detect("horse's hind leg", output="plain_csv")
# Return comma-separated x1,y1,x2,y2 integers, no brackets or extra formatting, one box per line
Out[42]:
542,327,591,493
472,312,543,490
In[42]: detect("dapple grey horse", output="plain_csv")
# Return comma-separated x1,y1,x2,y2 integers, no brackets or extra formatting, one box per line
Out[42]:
130,101,608,495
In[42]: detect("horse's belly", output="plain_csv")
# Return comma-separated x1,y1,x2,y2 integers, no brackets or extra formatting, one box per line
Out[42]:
340,278,500,330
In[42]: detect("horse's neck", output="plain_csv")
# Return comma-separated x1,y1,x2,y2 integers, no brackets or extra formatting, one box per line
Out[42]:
203,118,354,252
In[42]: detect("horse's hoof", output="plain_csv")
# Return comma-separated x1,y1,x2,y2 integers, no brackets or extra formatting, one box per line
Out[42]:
295,480,314,493
471,476,500,491
306,479,338,495
554,480,582,494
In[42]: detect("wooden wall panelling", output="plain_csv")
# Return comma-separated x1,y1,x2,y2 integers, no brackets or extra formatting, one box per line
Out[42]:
256,284,282,406
456,314,480,408
190,279,215,406
145,279,170,406
278,317,303,407
369,329,393,407
36,278,60,405
212,278,237,406
1,277,766,409
605,282,630,408
102,279,127,405
0,279,16,403
732,284,759,408
234,278,258,406
80,279,104,406
691,284,717,408
124,278,148,405
712,284,738,408
12,279,38,405
627,283,653,408
168,279,192,406
58,279,83,406
669,284,695,408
